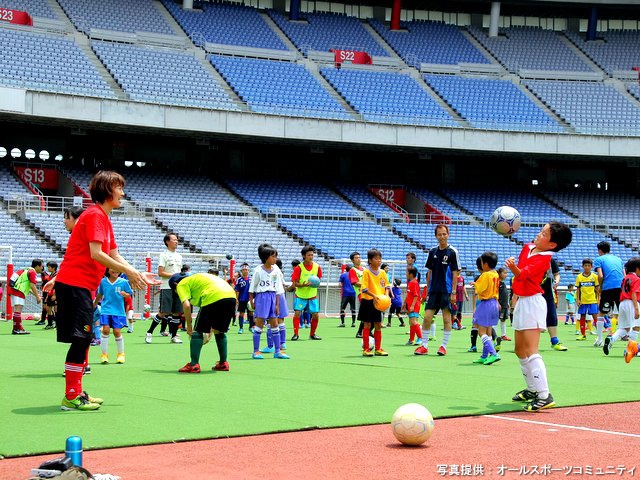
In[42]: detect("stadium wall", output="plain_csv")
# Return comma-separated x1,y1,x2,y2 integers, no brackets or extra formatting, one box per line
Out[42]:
7,89,640,158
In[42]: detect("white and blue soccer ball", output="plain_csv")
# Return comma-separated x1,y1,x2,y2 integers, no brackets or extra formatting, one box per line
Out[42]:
489,206,521,236
143,304,151,314
391,403,435,446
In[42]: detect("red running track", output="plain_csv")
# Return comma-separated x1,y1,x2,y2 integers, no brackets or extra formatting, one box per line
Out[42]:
2,402,639,479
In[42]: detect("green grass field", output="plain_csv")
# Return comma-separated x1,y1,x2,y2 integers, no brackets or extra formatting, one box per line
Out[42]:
1,317,638,458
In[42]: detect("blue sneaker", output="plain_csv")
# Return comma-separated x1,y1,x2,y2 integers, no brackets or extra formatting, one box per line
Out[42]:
281,342,287,351
468,346,477,352
252,352,264,360
274,352,290,359
261,346,275,354
238,328,243,334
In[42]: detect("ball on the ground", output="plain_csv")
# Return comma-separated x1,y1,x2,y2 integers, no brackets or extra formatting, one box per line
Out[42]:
489,205,521,236
203,331,212,345
391,403,435,446
369,336,375,350
143,304,151,313
373,294,391,312
307,275,321,288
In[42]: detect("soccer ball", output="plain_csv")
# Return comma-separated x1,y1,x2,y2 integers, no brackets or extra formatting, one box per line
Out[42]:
143,304,151,314
489,206,521,236
307,275,321,288
391,403,435,446
373,294,391,312
363,335,375,350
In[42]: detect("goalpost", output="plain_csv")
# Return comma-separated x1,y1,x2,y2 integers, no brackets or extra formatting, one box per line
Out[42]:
133,251,230,317
1,246,13,319
322,258,407,317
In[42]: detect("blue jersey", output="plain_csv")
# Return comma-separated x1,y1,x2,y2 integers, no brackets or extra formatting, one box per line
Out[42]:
235,276,251,302
425,245,461,294
593,253,624,291
391,286,403,307
97,277,133,316
339,272,355,297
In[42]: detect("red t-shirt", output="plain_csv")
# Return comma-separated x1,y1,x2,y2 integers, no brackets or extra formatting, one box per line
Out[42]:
620,273,640,302
512,243,553,297
56,204,117,291
6,268,38,299
405,279,421,313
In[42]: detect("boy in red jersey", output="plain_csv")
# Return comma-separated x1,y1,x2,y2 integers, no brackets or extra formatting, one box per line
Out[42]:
7,258,44,334
48,171,160,411
405,266,423,346
506,222,572,412
359,248,391,356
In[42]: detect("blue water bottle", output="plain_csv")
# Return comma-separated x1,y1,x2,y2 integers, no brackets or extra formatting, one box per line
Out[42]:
65,435,83,466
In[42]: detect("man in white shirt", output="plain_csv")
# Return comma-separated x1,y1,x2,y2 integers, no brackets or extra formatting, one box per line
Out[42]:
145,233,183,344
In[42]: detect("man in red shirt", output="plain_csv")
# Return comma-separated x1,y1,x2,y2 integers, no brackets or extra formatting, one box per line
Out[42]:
506,222,572,412
48,171,160,411
7,258,44,334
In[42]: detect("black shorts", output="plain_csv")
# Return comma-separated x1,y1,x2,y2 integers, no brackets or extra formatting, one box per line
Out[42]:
55,282,93,344
424,292,452,314
44,293,57,308
194,298,236,334
499,304,509,321
357,298,381,324
545,295,558,328
389,305,401,315
340,296,356,311
160,289,184,314
600,289,621,314
237,300,249,313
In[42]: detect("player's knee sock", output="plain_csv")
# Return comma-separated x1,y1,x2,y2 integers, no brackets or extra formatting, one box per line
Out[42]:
48,314,56,327
190,332,203,365
12,312,22,331
238,314,244,329
40,309,47,324
351,313,356,325
518,356,536,393
491,328,497,341
387,314,392,325
214,333,227,363
168,320,179,338
579,319,586,335
271,327,281,353
160,316,170,334
629,329,639,341
278,323,286,344
470,328,478,348
252,327,262,352
587,320,593,332
430,323,436,338
100,335,109,355
481,334,495,357
248,314,255,329
310,318,318,336
374,329,382,350
527,353,549,398
596,319,604,341
398,316,404,325
409,324,416,342
362,327,370,349
340,311,345,324
266,328,274,349
421,326,430,348
93,321,101,341
65,340,90,399
293,316,300,335
441,330,451,348
147,314,162,334
115,335,124,354
357,322,364,336
500,321,507,337
416,324,423,341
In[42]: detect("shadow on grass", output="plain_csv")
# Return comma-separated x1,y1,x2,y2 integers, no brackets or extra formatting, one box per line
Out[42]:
11,406,105,415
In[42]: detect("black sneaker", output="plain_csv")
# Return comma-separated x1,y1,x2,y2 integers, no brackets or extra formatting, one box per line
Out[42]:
84,365,91,375
35,320,46,326
338,323,345,328
12,329,30,335
512,389,537,402
524,394,556,412
291,334,299,341
309,334,322,340
351,323,356,328
603,336,611,356
355,333,363,339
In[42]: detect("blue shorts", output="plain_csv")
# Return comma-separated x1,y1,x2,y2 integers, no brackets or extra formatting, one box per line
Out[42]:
578,303,598,316
254,291,277,319
408,312,421,319
424,292,453,313
473,299,499,327
100,314,127,330
294,297,319,314
277,293,289,319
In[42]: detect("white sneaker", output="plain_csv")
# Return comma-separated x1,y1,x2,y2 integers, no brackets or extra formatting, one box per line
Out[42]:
171,336,183,344
145,333,152,344
593,339,604,347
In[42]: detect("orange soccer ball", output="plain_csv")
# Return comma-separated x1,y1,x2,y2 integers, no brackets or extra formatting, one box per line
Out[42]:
373,294,391,312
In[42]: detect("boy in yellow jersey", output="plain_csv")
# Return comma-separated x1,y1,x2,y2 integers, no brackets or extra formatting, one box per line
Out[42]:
359,249,391,357
471,252,501,365
173,272,237,373
291,245,323,341
575,258,600,341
